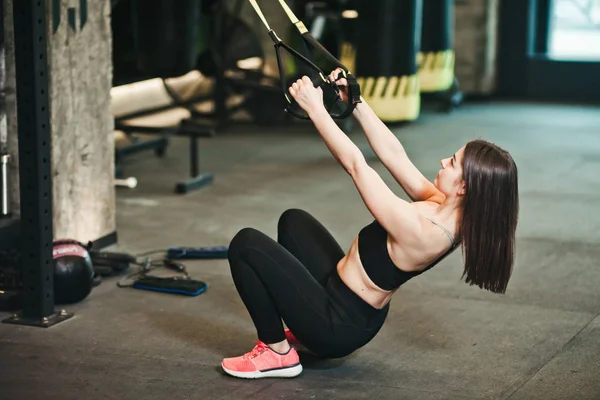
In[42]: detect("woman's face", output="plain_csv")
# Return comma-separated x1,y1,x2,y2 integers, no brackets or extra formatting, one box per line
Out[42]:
434,146,466,197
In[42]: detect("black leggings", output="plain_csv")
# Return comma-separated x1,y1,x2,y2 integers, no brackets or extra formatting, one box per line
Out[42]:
227,209,389,359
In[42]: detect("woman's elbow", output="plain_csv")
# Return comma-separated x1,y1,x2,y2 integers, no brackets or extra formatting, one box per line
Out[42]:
345,152,367,177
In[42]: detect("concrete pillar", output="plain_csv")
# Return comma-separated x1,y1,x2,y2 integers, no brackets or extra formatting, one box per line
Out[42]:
1,0,116,244
2,0,19,217
49,0,116,242
454,0,499,95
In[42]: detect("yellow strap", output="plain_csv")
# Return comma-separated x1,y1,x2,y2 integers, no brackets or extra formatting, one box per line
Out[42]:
248,0,271,31
277,0,299,23
277,0,308,34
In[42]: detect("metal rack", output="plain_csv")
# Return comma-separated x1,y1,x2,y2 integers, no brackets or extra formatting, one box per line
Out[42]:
2,0,73,328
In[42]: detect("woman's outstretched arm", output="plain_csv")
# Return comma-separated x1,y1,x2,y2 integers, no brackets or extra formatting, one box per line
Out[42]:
289,77,425,244
328,69,442,203
352,100,442,202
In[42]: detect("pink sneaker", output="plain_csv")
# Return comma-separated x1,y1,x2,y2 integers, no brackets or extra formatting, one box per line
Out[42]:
221,341,303,379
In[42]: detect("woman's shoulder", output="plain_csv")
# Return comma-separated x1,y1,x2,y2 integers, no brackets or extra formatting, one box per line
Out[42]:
409,199,443,215
387,202,457,269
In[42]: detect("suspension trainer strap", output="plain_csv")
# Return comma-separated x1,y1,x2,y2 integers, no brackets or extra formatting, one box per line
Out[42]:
276,0,361,118
248,0,361,120
298,35,362,116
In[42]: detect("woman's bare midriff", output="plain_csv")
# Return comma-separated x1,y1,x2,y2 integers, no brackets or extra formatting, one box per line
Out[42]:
336,236,397,310
336,202,457,310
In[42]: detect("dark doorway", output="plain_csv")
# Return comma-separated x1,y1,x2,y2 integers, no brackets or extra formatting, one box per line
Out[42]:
497,0,600,103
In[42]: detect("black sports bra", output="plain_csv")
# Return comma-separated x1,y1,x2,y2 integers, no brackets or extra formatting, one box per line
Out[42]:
357,219,457,291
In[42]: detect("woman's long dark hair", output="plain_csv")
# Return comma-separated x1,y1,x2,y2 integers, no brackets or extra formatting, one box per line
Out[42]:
460,140,519,294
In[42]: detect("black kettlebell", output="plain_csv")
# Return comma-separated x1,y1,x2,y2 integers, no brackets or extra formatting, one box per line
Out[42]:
52,239,95,304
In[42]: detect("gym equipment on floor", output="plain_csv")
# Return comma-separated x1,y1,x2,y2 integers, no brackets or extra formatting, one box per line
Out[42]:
51,240,96,305
89,249,135,278
0,239,132,311
166,246,229,260
117,254,208,297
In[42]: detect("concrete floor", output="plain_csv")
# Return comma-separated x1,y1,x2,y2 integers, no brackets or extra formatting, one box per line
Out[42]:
1,101,600,400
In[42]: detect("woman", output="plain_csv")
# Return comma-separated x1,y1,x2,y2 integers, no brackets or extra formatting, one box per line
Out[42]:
221,70,519,379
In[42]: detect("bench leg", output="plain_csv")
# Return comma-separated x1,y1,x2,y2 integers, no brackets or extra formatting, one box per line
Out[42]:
174,135,214,194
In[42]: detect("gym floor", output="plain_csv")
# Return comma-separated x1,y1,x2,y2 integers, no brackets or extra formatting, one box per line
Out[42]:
1,101,599,400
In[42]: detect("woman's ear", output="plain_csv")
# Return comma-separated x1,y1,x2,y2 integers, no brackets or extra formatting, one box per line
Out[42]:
457,180,466,196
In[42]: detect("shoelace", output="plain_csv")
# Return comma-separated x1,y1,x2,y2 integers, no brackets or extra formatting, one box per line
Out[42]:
244,341,270,360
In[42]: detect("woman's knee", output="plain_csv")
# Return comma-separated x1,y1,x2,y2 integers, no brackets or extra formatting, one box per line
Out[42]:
228,227,262,257
278,208,311,231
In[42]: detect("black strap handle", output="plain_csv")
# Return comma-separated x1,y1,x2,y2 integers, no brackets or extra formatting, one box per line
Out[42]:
253,1,361,120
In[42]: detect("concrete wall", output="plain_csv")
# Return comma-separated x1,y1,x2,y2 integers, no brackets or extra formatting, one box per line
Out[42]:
1,0,116,243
